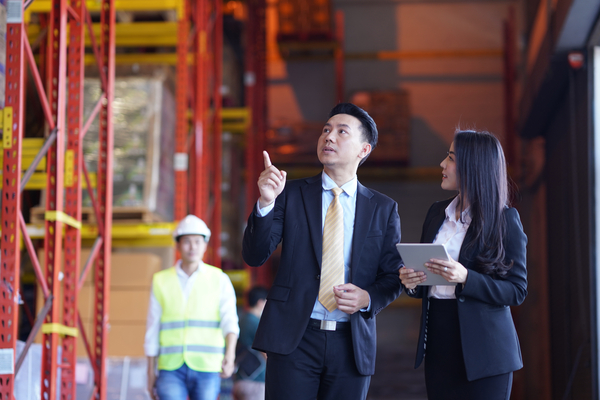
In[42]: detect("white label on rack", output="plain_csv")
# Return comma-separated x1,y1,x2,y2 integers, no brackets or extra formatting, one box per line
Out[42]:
244,72,256,87
149,228,171,236
7,1,23,23
174,153,188,171
0,349,14,374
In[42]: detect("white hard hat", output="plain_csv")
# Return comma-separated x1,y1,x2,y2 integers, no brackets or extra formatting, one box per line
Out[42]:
173,215,211,242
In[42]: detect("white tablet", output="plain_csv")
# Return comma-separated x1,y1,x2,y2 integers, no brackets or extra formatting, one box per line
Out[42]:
396,243,457,286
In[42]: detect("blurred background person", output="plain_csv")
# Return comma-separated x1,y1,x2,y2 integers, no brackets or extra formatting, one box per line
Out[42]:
233,286,268,400
145,215,239,400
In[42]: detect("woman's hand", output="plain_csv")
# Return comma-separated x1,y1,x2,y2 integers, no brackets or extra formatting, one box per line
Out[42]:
425,256,468,284
399,267,426,290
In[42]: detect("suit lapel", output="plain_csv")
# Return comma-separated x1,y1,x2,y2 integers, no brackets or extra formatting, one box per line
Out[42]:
423,208,446,243
300,175,324,266
350,183,375,280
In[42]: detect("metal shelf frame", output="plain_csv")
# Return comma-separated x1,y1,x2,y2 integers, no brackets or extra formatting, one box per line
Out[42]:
1,0,115,398
244,0,269,286
0,0,260,399
1,0,265,397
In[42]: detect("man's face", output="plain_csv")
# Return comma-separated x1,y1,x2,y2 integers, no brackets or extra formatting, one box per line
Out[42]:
177,235,207,264
317,113,371,172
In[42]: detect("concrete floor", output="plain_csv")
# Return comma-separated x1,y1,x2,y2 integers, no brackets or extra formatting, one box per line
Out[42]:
367,299,427,400
83,298,428,400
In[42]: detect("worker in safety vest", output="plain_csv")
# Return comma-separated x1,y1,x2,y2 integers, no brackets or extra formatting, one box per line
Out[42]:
145,215,239,400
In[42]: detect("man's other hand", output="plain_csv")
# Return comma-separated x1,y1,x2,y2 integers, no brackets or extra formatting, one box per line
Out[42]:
334,284,370,314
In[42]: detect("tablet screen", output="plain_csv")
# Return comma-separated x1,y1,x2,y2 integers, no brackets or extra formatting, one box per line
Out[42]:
396,243,457,286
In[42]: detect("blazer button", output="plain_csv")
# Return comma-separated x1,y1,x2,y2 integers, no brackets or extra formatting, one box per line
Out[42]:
316,274,320,280
458,296,465,302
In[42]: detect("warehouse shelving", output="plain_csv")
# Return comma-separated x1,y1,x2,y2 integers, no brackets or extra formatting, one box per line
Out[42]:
0,0,265,399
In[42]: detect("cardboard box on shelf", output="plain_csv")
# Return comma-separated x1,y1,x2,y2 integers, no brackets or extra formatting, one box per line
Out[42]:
108,323,147,357
35,249,162,288
108,289,151,324
34,250,163,358
110,253,162,288
82,72,175,222
73,320,148,358
75,320,148,358
350,90,411,165
77,287,151,324
38,316,148,358
113,246,174,272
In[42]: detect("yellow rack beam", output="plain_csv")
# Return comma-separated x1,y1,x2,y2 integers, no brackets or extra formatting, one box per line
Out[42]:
28,22,179,48
25,0,185,21
0,172,97,190
0,137,97,189
26,222,177,239
0,137,46,170
23,222,176,247
84,53,189,65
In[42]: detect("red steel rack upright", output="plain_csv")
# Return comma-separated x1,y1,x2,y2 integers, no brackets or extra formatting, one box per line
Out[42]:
0,0,26,396
175,0,225,268
41,0,68,399
244,0,269,286
0,0,267,397
0,0,115,398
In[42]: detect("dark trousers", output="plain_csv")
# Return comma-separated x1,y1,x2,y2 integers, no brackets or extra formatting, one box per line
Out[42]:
425,298,513,400
264,324,370,400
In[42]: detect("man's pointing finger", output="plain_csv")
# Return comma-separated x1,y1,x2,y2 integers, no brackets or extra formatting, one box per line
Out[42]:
263,151,272,168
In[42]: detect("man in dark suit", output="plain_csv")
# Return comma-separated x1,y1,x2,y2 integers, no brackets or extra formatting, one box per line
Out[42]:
242,103,403,400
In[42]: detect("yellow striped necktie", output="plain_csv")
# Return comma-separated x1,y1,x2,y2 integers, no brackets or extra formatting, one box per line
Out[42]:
319,187,345,312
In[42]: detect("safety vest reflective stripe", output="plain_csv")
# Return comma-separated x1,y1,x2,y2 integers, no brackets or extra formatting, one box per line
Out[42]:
160,320,220,330
160,345,225,354
188,320,220,328
187,345,225,353
160,321,185,330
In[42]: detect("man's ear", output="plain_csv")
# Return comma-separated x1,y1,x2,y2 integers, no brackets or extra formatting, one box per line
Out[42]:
358,143,372,160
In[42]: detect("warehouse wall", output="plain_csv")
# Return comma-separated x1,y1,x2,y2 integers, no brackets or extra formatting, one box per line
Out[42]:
266,0,515,167
540,66,594,400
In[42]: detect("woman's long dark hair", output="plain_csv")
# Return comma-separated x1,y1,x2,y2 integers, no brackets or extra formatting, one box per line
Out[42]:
454,130,512,277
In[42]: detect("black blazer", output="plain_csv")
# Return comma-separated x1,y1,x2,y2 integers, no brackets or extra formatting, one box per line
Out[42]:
412,198,528,381
242,174,403,376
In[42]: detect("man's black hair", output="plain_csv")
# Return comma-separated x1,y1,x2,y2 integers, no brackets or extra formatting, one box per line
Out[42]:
247,286,268,308
328,102,378,165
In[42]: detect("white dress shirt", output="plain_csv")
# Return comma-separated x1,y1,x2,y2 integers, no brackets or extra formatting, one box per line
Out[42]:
257,171,368,322
144,261,240,357
428,196,472,299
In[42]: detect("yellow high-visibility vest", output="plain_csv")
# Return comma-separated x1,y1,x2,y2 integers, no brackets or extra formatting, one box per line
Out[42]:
153,265,225,372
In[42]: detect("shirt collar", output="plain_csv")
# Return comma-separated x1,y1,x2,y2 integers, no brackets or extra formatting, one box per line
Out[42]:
321,171,357,197
175,260,203,277
445,196,472,225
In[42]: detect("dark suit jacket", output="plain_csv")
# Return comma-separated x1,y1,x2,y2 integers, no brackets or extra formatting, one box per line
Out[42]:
411,197,528,381
242,174,403,376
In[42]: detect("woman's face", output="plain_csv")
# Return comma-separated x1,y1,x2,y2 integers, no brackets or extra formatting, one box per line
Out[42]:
440,142,459,191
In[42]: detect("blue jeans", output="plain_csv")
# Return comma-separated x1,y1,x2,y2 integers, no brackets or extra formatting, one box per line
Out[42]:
155,363,221,400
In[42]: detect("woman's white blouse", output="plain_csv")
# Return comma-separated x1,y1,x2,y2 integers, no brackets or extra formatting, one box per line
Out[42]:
428,197,472,299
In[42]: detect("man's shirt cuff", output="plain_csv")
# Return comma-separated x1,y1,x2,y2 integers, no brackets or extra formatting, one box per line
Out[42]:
360,294,372,312
256,200,274,217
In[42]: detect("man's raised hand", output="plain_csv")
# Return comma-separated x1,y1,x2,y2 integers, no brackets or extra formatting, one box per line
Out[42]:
258,151,287,209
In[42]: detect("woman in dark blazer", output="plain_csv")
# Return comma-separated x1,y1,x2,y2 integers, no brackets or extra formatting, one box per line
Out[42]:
399,130,527,400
